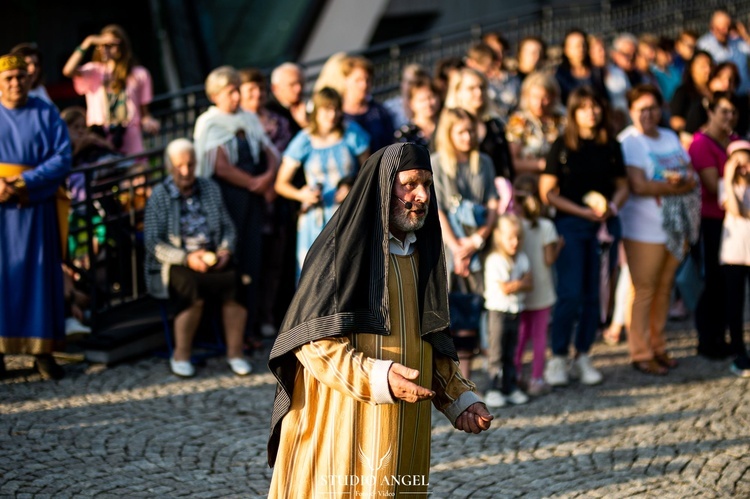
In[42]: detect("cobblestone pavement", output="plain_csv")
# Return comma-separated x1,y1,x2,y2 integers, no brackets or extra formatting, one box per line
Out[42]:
1,325,749,498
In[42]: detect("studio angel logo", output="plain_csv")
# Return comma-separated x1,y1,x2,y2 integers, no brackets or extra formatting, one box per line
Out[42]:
317,443,430,495
358,444,393,474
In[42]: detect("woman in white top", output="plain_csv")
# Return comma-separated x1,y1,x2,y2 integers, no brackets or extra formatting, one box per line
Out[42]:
618,84,700,375
193,66,280,335
719,140,750,377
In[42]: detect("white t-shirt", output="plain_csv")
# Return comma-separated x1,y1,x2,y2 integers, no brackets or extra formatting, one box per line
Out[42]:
521,218,558,310
719,182,750,266
483,251,530,313
618,126,691,243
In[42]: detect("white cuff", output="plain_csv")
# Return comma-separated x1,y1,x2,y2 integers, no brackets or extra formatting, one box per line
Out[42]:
370,360,396,404
444,390,483,425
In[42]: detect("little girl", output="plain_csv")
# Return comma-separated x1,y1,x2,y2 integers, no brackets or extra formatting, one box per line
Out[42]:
483,214,532,407
512,176,564,395
719,140,750,377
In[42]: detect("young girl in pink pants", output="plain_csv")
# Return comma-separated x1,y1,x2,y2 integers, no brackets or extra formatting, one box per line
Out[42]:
513,176,564,396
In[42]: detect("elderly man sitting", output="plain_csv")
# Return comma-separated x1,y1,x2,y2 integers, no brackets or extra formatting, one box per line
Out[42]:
144,138,250,377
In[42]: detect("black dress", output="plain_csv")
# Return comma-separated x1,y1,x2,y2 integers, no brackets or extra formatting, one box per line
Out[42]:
214,134,265,330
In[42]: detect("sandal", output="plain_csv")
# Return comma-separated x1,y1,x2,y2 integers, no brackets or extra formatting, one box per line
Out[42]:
654,352,678,369
632,360,668,376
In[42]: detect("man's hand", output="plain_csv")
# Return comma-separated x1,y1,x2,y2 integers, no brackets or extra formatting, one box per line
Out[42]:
0,179,14,203
580,207,606,223
455,402,493,433
387,363,434,403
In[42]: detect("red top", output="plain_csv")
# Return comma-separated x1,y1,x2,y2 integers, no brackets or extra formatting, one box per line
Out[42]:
688,131,738,219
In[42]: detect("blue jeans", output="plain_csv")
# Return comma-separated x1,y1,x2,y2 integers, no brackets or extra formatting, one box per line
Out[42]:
551,215,607,356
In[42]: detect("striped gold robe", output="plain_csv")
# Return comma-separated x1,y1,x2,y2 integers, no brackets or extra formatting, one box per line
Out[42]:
268,254,477,498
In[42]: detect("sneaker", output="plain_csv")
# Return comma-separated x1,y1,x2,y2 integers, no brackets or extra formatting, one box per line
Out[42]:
484,389,506,408
65,317,92,336
545,356,569,386
227,357,252,376
170,358,195,378
527,378,551,396
34,354,65,380
570,354,603,385
505,389,529,405
730,357,750,378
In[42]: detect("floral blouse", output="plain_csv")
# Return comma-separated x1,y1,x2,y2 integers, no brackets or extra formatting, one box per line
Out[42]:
506,110,566,160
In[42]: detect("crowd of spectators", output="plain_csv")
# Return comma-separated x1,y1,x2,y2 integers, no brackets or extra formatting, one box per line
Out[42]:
3,9,750,392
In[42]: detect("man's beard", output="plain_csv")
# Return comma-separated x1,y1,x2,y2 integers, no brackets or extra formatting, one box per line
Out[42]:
390,199,428,233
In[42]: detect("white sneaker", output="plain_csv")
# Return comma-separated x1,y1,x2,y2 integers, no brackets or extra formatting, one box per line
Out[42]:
484,390,506,408
227,357,252,376
170,358,195,377
545,356,569,386
65,317,91,336
505,389,529,405
570,354,603,385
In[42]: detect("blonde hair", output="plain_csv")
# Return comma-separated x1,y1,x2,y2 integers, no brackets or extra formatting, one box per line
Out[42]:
341,55,373,77
444,67,489,119
491,214,524,260
434,107,480,179
519,71,561,112
205,66,241,98
93,25,134,94
313,52,347,94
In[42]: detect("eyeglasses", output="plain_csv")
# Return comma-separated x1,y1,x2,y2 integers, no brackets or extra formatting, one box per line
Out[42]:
100,43,120,49
716,106,737,115
634,105,660,114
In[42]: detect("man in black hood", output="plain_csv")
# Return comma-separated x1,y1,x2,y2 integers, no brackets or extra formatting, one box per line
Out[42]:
267,143,492,498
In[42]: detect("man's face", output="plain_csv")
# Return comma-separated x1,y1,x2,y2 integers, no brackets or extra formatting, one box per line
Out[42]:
390,169,432,234
272,68,303,107
612,41,637,71
0,69,29,108
711,12,732,44
676,34,697,60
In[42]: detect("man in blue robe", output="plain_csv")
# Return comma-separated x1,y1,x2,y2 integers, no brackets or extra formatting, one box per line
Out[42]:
0,54,72,379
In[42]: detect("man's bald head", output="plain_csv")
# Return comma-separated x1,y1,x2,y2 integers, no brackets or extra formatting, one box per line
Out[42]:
710,10,733,44
271,63,304,107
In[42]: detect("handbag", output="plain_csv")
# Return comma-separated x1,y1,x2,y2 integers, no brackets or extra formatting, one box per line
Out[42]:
675,252,704,312
448,292,484,331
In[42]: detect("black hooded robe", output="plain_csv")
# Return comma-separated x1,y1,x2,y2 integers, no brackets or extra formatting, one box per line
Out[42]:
267,143,481,498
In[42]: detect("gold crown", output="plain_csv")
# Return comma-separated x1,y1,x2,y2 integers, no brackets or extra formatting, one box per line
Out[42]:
0,54,27,73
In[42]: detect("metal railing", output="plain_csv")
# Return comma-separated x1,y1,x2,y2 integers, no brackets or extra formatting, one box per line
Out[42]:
75,0,750,326
68,148,167,328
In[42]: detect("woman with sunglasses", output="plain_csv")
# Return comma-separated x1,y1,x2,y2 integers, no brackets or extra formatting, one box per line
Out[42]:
63,24,159,155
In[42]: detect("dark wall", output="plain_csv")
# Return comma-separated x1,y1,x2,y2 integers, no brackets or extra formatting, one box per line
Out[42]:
3,0,160,108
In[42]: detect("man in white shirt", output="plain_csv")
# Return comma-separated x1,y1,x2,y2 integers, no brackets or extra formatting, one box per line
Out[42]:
698,10,750,95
